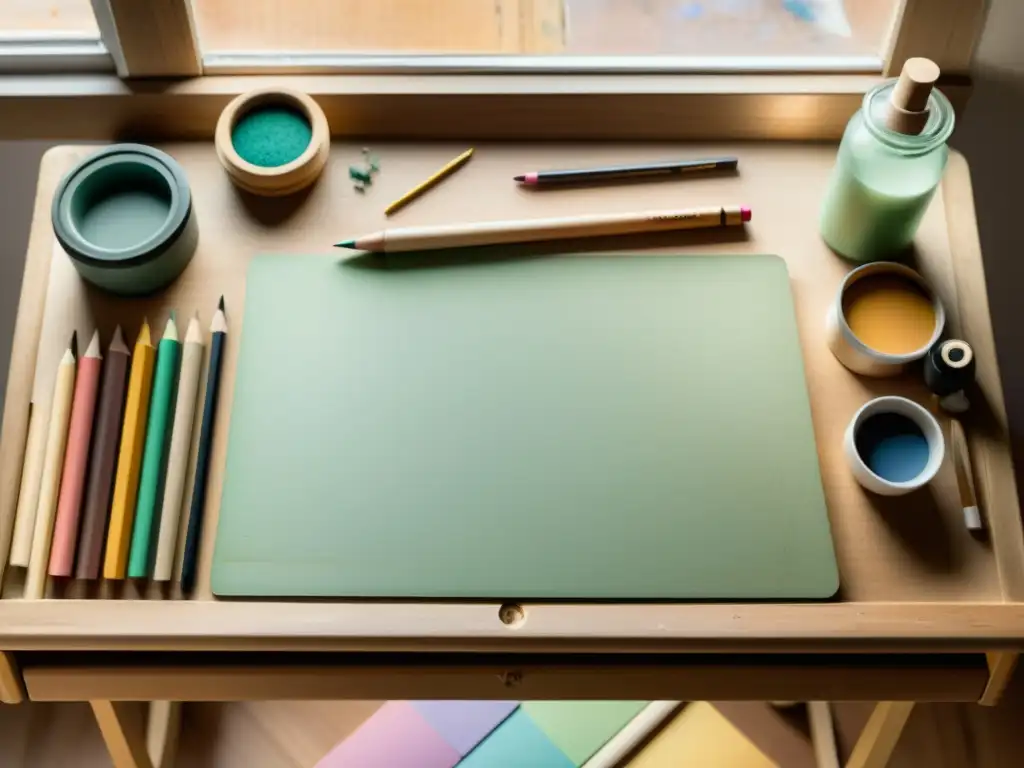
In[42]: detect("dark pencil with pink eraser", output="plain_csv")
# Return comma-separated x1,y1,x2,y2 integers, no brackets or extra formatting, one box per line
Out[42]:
514,156,738,186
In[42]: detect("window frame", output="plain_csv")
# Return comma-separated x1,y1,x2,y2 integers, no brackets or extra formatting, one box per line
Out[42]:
0,0,983,79
0,0,987,142
0,32,113,74
125,0,986,78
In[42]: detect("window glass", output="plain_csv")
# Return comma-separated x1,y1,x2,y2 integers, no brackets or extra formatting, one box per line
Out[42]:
0,0,98,35
191,0,899,64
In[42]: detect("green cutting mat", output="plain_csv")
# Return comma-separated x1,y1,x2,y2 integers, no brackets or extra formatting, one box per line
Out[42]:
212,253,838,599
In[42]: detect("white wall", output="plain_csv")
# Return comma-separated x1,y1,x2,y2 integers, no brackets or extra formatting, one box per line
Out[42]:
0,141,53,408
951,0,1024,473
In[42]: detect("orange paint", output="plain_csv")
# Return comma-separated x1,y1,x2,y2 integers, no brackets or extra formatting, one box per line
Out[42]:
842,274,936,355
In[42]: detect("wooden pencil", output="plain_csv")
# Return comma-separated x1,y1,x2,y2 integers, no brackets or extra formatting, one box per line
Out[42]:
7,400,50,568
384,148,474,216
75,327,131,580
103,321,156,580
335,205,751,253
181,299,227,594
24,333,77,598
48,330,103,577
153,313,204,582
128,315,182,578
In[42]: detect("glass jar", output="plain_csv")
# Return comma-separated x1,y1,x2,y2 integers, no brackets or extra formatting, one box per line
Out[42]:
819,80,955,262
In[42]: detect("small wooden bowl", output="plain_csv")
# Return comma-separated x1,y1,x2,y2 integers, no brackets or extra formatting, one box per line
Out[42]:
215,87,330,197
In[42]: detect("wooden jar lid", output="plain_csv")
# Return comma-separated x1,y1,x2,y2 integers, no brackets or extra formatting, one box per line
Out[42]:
215,87,330,197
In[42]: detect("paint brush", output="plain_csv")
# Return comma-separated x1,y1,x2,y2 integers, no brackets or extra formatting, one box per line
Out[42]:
924,339,982,530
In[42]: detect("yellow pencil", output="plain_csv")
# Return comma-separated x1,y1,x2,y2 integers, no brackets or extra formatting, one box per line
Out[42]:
384,148,474,216
103,320,156,579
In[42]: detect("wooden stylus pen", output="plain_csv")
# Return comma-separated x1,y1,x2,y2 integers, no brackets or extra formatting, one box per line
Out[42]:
336,205,751,253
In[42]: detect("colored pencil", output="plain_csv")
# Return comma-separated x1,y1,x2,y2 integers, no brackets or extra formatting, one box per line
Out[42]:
48,330,102,577
103,321,156,580
384,148,474,216
8,399,50,569
181,298,227,594
128,315,182,578
335,205,752,253
24,333,77,598
75,326,130,580
153,313,204,582
515,156,738,186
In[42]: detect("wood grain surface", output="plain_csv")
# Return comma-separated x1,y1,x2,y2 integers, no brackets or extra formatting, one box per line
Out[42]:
22,657,987,702
0,143,1019,653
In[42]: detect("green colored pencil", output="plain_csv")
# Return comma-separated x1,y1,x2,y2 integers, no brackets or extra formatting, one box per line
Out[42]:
127,314,181,578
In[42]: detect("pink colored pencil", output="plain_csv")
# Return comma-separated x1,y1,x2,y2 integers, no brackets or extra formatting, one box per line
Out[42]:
48,330,102,577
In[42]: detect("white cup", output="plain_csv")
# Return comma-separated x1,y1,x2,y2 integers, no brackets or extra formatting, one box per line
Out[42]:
826,262,945,377
844,396,944,496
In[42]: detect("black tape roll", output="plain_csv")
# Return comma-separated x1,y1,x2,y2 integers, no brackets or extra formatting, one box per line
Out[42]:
923,339,976,396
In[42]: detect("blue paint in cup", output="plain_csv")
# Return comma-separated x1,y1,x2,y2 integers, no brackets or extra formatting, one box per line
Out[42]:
855,412,930,483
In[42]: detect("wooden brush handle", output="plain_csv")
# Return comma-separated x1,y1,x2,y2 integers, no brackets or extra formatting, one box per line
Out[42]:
949,417,981,530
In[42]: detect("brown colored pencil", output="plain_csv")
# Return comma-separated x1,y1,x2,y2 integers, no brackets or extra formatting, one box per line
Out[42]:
75,327,130,580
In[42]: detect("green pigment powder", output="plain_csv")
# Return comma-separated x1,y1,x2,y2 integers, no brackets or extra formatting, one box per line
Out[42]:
231,106,312,168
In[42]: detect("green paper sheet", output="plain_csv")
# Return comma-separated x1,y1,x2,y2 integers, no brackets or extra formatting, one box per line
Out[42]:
523,701,648,765
213,253,839,599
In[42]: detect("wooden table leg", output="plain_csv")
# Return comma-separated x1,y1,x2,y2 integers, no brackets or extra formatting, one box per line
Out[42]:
979,652,1018,706
0,651,25,704
91,700,182,768
844,701,915,768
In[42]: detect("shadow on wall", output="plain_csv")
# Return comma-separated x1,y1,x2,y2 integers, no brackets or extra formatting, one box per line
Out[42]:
953,66,1024,497
0,141,56,412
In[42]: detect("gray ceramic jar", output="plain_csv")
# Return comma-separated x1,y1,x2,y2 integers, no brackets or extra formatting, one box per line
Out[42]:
52,144,198,296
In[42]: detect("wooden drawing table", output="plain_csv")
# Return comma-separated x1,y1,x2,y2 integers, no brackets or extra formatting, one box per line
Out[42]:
1,144,1023,767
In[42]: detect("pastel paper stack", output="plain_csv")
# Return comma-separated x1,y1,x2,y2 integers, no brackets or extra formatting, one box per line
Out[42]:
316,700,647,767
315,701,516,768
